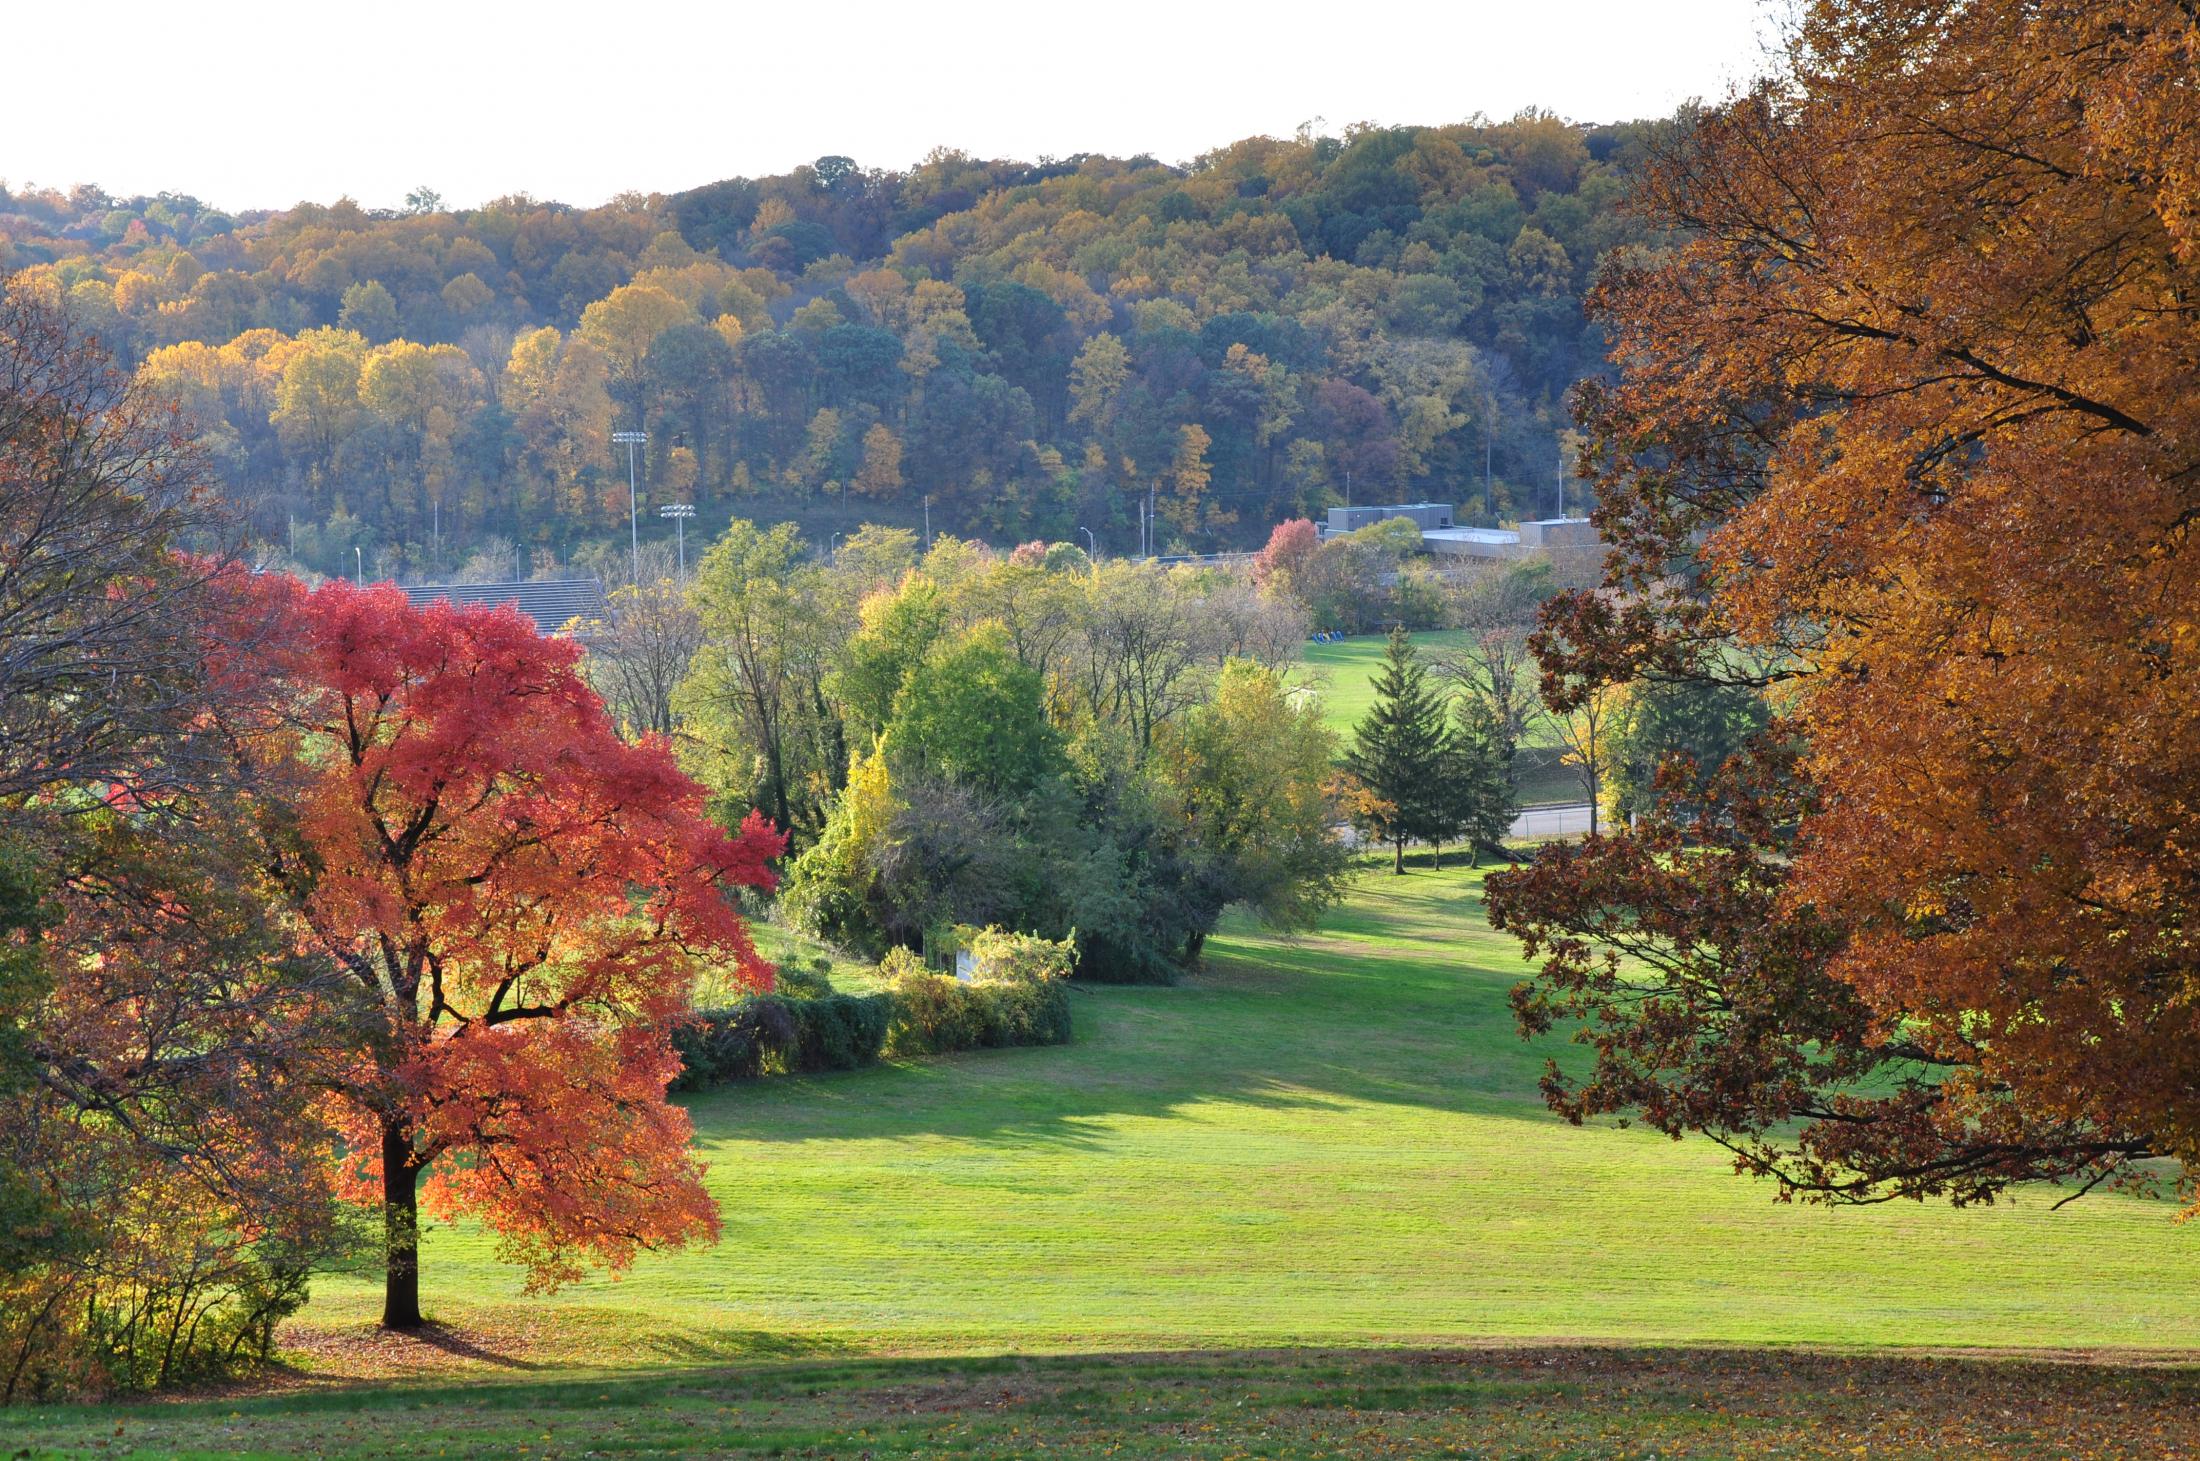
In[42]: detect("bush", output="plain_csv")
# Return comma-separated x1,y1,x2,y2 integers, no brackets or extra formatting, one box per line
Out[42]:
671,991,890,1092
883,936,1074,1056
784,992,892,1072
774,958,836,1000
672,937,1065,1092
669,997,797,1090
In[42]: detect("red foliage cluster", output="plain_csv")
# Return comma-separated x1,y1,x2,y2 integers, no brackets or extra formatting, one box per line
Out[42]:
239,579,784,1321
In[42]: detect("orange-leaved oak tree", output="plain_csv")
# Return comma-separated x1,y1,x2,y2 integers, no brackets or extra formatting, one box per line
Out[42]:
244,578,783,1329
1495,0,2200,1211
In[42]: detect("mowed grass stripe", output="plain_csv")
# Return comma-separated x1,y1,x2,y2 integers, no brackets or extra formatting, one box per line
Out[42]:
293,858,2200,1359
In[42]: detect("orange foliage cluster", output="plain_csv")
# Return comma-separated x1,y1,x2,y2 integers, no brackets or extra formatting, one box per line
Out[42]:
1515,0,2200,1204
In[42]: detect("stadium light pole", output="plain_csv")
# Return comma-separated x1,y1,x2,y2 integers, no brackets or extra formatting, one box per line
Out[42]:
612,429,648,583
659,502,695,580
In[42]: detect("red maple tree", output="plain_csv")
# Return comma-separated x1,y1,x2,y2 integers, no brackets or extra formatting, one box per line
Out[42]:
243,578,783,1329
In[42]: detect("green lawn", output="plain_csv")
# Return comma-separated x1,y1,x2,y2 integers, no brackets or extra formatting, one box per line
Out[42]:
1296,628,1479,738
16,859,2198,1456
1297,630,1580,804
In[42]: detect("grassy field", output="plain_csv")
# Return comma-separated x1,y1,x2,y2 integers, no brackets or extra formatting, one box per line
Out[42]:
16,858,2198,1455
1297,629,1580,804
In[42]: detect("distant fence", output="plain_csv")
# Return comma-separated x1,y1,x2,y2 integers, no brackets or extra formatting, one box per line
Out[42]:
1509,803,1592,839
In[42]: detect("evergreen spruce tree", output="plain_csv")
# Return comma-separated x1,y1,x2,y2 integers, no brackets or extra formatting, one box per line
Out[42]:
1344,626,1448,874
1437,693,1517,866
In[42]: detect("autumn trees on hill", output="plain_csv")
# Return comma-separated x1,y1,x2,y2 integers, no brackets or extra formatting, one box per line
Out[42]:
1493,0,2200,1211
2,115,1659,579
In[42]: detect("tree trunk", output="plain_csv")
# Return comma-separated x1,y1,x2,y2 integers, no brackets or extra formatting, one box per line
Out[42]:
1394,837,1405,875
381,1119,424,1331
1432,840,1442,870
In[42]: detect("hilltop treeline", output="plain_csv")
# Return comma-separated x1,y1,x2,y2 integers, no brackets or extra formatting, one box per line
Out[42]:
0,113,1668,577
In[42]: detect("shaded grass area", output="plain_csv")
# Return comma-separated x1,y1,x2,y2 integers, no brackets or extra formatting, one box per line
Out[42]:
17,1346,2200,1458
1297,630,1580,803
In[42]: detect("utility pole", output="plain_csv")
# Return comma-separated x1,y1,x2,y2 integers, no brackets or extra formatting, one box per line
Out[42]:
354,544,364,585
923,494,932,551
659,502,695,580
1344,467,1352,513
830,531,842,567
1556,457,1565,519
1137,497,1147,558
612,430,648,584
1148,481,1157,557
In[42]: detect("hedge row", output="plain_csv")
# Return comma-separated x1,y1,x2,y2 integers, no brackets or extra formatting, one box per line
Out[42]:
668,992,892,1092
671,939,1074,1093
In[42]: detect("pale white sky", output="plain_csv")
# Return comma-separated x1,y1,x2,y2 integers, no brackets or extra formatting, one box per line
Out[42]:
5,0,1780,213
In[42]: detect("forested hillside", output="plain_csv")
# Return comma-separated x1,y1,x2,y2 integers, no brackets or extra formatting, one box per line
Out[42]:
0,113,1667,579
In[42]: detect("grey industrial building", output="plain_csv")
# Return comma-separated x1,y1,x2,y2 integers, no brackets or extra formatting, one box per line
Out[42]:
1324,503,1600,562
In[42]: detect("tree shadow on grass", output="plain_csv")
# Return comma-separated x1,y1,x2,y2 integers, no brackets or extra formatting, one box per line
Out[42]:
48,1341,2200,1453
270,1314,857,1391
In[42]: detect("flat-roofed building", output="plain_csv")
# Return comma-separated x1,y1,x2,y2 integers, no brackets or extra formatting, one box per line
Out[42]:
1326,502,1457,534
1419,516,1598,559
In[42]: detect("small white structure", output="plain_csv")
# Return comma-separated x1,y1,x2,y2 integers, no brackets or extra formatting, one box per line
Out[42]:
953,949,978,983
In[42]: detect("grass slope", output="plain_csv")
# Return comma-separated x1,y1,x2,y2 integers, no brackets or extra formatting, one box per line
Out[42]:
313,863,2199,1351
16,860,2198,1456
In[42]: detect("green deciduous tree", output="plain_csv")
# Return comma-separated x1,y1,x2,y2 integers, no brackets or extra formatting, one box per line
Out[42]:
1158,660,1348,955
677,520,847,845
885,623,1064,799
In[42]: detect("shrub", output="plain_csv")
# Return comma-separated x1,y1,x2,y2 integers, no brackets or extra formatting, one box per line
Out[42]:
963,925,1075,984
774,959,835,1000
672,938,1065,1092
783,992,891,1072
883,933,1074,1056
669,997,797,1090
671,991,891,1090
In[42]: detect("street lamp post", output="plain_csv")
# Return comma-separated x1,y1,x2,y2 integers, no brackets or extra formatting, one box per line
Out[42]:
612,429,648,583
659,502,695,580
1078,526,1097,565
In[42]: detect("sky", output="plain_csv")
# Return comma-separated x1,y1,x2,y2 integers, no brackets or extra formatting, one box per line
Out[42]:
4,1,1780,213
